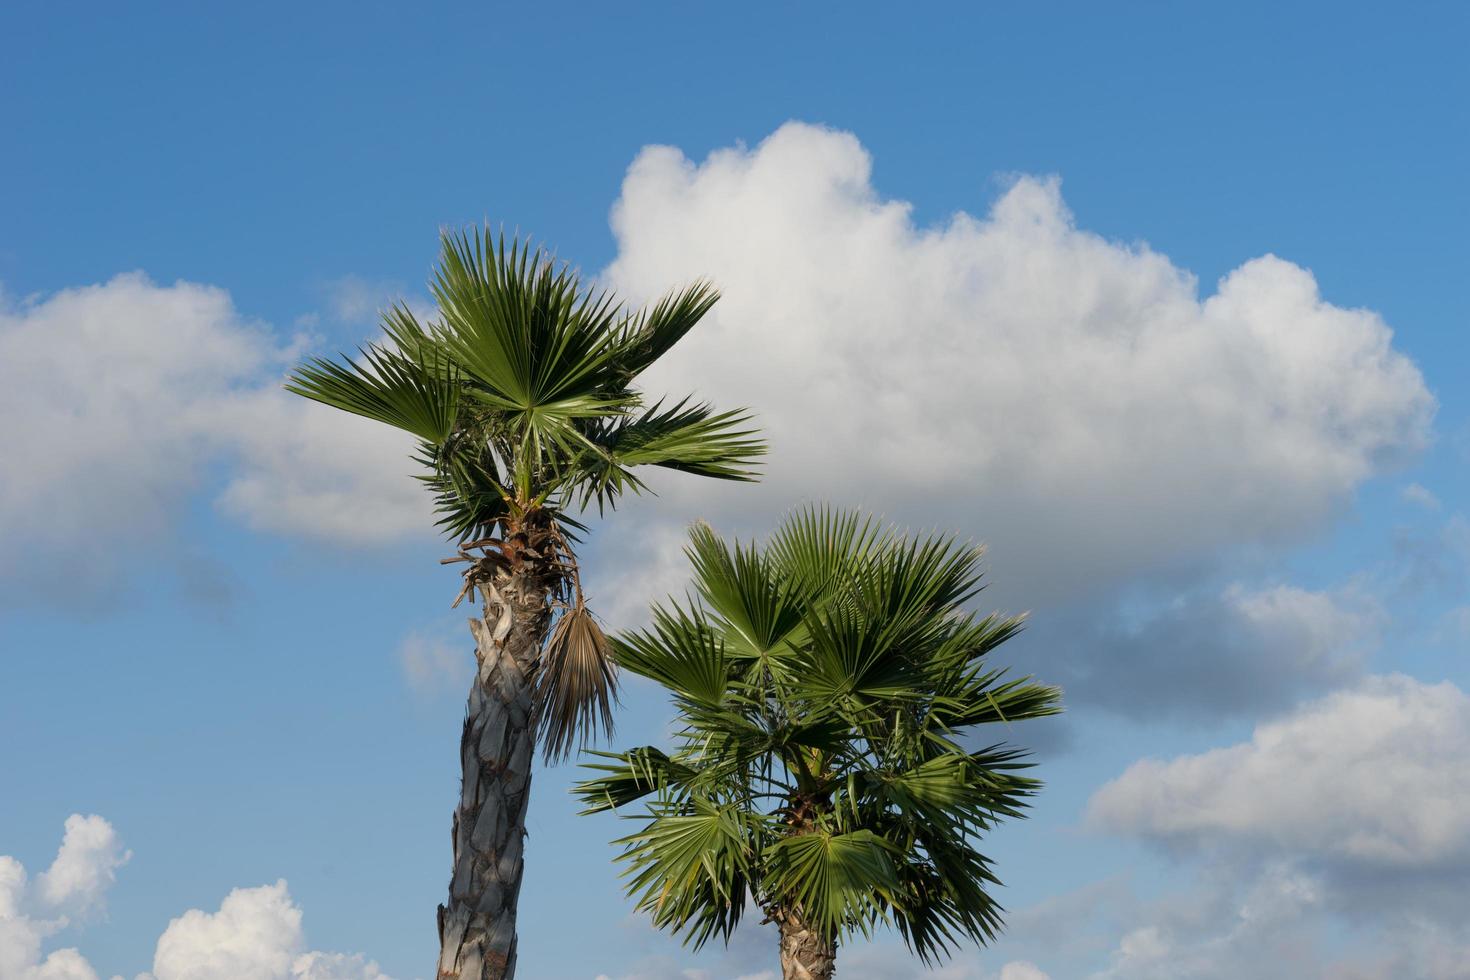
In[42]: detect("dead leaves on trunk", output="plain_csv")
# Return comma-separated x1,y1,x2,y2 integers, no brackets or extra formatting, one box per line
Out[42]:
536,599,619,763
444,512,622,764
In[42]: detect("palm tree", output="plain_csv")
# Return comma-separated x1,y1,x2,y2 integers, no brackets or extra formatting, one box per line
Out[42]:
576,509,1062,980
286,229,764,980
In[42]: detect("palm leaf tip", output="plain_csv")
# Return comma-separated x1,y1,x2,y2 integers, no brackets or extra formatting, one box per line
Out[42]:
536,601,619,763
284,342,459,445
614,280,723,377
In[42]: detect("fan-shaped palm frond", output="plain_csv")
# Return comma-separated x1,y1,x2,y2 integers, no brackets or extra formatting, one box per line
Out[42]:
609,280,722,379
288,227,766,760
286,344,460,444
577,507,1061,973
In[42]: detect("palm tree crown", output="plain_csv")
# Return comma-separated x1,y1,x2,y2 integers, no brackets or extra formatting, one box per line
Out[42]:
286,229,764,756
577,508,1062,973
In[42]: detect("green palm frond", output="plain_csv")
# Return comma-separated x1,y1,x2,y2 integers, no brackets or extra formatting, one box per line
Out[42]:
767,505,888,603
613,605,730,708
575,746,699,813
432,229,628,412
572,399,765,511
616,795,760,948
887,841,1005,963
684,523,805,660
939,673,1063,729
286,344,459,444
582,506,1061,965
413,439,512,543
765,830,902,938
610,280,722,378
286,224,766,762
793,597,924,704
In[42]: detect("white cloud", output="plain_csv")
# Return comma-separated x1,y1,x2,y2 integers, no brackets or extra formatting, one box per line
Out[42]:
996,964,1052,980
0,275,270,596
141,879,396,980
1088,674,1470,869
602,122,1434,606
148,881,301,980
0,273,432,599
1325,919,1470,979
1088,863,1326,980
206,387,429,544
4,125,1434,615
585,519,708,633
289,951,396,980
36,815,130,917
0,816,121,980
0,817,392,980
148,880,394,980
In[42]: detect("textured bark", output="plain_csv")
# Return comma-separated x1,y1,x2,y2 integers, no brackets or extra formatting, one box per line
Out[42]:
436,571,550,980
777,914,837,980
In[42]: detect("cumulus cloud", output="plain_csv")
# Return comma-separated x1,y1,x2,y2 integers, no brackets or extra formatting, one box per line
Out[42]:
5,124,1434,617
0,815,123,980
1088,673,1470,870
1070,857,1470,980
584,519,711,633
205,386,428,544
1086,862,1329,980
1046,582,1382,720
146,881,393,980
147,882,303,980
0,273,431,600
1,817,392,980
35,815,130,917
0,275,269,597
590,522,1384,726
1070,670,1470,977
602,122,1433,607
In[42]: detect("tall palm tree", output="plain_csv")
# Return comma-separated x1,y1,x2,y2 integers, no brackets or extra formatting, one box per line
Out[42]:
286,229,764,980
576,509,1061,980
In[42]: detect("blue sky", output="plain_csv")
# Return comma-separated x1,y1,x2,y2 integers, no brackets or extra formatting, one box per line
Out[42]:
1,3,1466,979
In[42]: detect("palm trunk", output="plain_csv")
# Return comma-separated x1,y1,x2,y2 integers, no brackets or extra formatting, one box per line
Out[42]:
436,572,550,980
777,913,837,980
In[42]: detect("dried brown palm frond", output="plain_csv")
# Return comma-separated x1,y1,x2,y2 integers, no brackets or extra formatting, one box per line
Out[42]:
535,597,618,762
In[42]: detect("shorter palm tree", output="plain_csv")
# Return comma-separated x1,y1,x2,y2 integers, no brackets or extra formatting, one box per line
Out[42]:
576,508,1062,980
